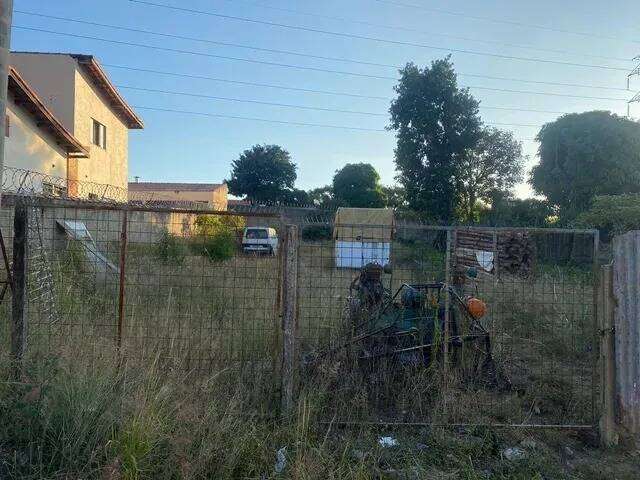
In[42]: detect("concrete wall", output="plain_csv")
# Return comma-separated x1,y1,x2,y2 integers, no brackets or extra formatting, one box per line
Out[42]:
4,95,69,191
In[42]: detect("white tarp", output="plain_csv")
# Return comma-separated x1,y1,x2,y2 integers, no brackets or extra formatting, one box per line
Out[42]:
335,241,390,268
56,220,119,275
475,250,494,272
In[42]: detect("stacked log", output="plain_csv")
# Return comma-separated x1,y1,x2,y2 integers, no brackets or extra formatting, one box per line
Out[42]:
498,231,535,278
453,229,536,279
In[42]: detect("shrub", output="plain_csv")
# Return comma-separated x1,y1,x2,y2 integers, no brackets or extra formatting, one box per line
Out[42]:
301,224,332,241
575,194,640,240
155,230,187,264
192,230,236,262
194,215,245,237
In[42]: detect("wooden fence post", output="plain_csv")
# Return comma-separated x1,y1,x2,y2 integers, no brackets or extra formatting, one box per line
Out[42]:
612,231,640,441
11,202,28,378
599,264,618,446
281,224,298,417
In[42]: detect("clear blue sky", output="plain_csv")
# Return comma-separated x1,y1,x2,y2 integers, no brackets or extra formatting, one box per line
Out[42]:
10,0,640,197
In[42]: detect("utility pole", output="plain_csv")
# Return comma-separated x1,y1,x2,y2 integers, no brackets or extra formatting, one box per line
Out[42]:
0,0,13,206
628,55,640,118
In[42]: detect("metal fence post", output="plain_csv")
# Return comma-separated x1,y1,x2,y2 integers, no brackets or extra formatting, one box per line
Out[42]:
11,201,27,378
281,224,298,417
117,209,128,349
443,229,452,373
599,264,618,446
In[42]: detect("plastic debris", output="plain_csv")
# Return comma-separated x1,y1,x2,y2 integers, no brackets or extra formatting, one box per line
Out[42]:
378,436,399,448
274,446,287,474
502,446,526,461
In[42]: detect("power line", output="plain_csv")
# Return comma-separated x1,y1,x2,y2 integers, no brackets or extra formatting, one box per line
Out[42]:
133,104,543,130
122,0,632,63
127,0,630,72
118,85,387,116
104,64,391,100
12,27,631,103
132,105,387,131
117,83,571,116
371,0,640,44
16,11,631,92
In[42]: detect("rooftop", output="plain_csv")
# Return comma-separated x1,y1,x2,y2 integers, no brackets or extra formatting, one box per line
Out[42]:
11,52,144,129
128,182,226,192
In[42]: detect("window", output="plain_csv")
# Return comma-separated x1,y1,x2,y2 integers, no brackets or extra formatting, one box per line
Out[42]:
245,229,268,240
5,115,9,137
91,119,106,149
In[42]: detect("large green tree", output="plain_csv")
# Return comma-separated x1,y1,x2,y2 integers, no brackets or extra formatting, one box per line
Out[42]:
389,57,482,222
457,127,523,221
332,163,385,208
530,111,640,221
227,144,297,203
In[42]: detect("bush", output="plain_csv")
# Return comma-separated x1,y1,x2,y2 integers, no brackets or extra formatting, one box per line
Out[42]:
575,194,640,240
194,215,245,237
155,230,187,264
301,224,332,241
191,230,236,262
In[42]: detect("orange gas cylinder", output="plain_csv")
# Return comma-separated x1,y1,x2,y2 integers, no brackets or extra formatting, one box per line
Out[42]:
467,297,487,319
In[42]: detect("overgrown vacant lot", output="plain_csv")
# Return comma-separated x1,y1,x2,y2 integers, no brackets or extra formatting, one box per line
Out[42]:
0,231,622,478
1,348,638,479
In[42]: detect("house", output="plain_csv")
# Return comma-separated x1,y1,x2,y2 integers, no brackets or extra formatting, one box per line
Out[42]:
4,66,88,196
10,52,143,199
127,182,229,210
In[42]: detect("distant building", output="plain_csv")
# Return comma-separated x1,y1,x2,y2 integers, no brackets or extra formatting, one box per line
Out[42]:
128,182,229,210
5,66,88,196
10,52,144,199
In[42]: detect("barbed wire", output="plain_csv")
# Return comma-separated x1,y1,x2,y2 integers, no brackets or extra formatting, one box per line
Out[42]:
1,167,221,210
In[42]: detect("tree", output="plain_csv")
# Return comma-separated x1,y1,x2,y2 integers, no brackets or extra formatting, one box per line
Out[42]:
332,163,385,208
481,191,553,227
530,111,640,221
227,144,297,203
389,57,482,222
382,185,408,209
307,185,334,209
457,127,524,221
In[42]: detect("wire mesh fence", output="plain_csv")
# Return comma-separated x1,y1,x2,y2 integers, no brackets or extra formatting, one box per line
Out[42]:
297,222,598,428
0,198,599,427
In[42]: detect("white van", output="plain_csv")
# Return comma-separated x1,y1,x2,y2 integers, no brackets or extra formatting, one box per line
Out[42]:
242,227,278,256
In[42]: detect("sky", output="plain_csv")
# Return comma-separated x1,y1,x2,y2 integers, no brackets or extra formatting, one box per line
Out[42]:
9,0,640,198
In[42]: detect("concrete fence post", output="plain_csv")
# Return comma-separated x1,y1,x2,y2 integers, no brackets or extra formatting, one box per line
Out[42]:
281,224,298,417
611,231,640,443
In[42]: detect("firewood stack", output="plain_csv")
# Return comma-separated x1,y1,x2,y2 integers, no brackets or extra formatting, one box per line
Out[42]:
453,229,536,279
498,231,535,278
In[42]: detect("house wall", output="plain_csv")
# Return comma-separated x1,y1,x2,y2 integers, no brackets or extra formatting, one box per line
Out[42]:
128,184,229,210
4,96,69,192
73,67,129,198
10,54,131,200
9,53,76,129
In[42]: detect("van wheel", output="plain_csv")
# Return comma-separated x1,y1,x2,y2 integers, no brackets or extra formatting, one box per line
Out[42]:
269,247,274,256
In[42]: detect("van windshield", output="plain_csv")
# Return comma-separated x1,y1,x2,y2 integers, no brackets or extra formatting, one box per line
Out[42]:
246,229,268,239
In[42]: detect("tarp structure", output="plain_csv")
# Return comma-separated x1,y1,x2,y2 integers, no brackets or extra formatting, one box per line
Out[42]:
333,208,394,268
